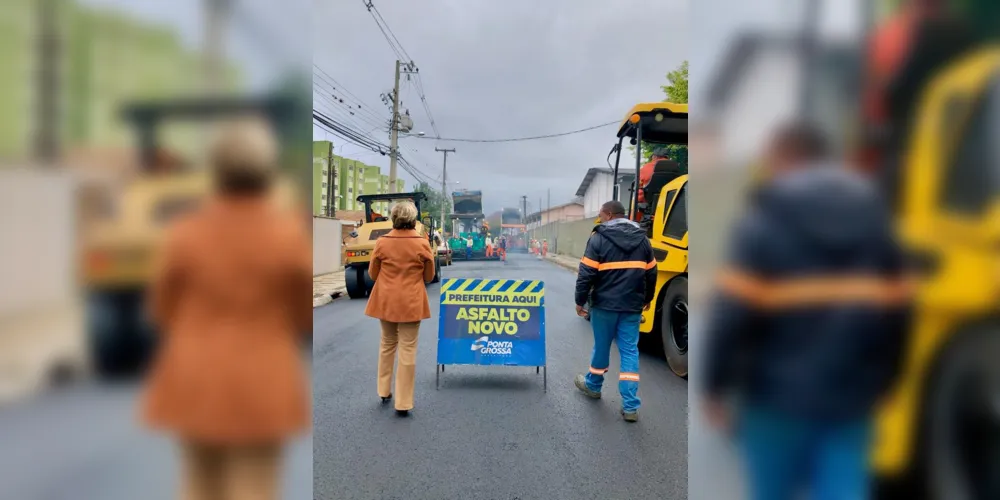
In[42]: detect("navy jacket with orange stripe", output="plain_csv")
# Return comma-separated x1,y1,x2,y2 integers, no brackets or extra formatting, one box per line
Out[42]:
575,218,656,312
704,166,911,421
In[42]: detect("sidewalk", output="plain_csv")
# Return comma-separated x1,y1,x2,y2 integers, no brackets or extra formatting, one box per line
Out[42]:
544,253,580,274
313,269,347,308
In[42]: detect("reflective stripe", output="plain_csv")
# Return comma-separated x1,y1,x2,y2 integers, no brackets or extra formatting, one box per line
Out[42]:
619,372,640,382
583,258,659,271
716,269,913,310
589,366,608,375
598,261,649,271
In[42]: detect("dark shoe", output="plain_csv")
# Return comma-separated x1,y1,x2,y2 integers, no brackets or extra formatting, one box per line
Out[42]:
622,410,639,423
380,394,392,404
395,409,410,417
574,374,601,399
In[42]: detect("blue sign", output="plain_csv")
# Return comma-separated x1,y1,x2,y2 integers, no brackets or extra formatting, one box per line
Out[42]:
436,278,546,367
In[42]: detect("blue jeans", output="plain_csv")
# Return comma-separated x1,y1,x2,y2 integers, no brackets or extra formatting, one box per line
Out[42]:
739,406,872,500
466,247,472,259
584,308,641,412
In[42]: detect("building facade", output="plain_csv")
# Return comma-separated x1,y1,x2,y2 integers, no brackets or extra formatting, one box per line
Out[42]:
576,167,636,218
2,0,241,162
313,144,406,215
525,201,584,231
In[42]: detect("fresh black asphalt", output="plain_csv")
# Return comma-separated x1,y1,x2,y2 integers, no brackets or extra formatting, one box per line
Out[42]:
313,253,688,500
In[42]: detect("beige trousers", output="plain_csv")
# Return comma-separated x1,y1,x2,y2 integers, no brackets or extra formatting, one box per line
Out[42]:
179,441,282,500
377,320,421,410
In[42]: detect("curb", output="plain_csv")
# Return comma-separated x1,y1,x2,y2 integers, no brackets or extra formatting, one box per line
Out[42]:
545,255,579,274
312,287,347,308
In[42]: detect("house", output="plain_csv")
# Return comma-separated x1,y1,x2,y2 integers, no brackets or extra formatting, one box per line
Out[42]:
525,200,584,230
575,167,636,218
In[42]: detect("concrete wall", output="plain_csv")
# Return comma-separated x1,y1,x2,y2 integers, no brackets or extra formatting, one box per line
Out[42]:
527,217,596,259
0,169,85,402
312,217,343,276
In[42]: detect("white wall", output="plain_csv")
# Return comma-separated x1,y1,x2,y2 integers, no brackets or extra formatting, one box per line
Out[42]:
583,172,616,218
312,217,343,276
0,170,77,318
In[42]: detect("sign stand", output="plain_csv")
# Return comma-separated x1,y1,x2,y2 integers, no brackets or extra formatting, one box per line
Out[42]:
435,278,547,391
436,363,546,392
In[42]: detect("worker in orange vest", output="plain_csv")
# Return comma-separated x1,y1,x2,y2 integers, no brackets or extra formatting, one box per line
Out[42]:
541,239,549,257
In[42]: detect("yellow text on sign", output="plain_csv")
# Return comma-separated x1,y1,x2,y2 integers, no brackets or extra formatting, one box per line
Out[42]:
456,307,531,335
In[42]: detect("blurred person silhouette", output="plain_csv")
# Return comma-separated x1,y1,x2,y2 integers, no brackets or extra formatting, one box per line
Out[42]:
574,200,656,422
365,200,436,416
142,115,312,500
702,123,912,500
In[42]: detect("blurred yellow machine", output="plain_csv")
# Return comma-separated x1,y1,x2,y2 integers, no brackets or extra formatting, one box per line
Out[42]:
342,192,442,299
868,45,1000,499
602,103,689,379
81,96,301,377
718,1,1000,496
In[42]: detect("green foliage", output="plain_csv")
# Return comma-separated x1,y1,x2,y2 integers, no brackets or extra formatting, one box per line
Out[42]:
414,181,453,233
630,60,689,172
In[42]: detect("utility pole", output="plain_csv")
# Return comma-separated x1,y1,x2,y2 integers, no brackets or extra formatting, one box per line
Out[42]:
327,144,335,217
435,147,455,235
521,195,528,224
547,189,551,225
203,0,229,94
36,0,60,164
388,60,402,192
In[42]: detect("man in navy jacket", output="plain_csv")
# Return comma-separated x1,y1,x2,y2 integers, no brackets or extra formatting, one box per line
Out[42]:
703,123,911,500
574,200,657,422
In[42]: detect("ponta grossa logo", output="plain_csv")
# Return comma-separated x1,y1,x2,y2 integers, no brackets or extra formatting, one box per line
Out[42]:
471,336,513,355
471,336,489,351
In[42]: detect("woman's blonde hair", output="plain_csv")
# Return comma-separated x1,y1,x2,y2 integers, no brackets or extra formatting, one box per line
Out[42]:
210,114,278,194
390,201,419,230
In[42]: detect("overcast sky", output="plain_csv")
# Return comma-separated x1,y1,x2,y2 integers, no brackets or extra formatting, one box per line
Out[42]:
313,0,689,215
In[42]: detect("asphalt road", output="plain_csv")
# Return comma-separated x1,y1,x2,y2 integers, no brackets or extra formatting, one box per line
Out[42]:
0,380,313,500
313,253,689,500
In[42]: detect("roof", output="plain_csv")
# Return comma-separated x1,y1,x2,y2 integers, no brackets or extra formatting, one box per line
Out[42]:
575,167,636,197
616,102,688,145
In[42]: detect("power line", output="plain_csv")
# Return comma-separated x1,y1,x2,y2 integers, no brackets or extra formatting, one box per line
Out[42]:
313,64,388,125
362,0,442,139
363,0,410,63
410,120,618,143
313,109,438,186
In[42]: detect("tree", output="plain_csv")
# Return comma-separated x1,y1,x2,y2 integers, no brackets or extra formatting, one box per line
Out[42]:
414,181,453,233
632,60,688,171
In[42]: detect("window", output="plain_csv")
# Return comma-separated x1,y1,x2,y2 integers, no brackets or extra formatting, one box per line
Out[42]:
942,76,1000,216
659,188,678,227
663,185,687,240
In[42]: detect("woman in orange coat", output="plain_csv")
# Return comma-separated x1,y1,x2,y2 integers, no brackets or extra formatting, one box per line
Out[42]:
365,200,436,416
143,116,312,500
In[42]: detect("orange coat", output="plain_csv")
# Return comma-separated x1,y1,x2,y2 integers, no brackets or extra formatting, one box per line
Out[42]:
365,229,435,323
142,196,312,445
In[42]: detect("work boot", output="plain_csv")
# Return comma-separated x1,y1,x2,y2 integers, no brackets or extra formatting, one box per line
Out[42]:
574,374,601,399
621,410,639,423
